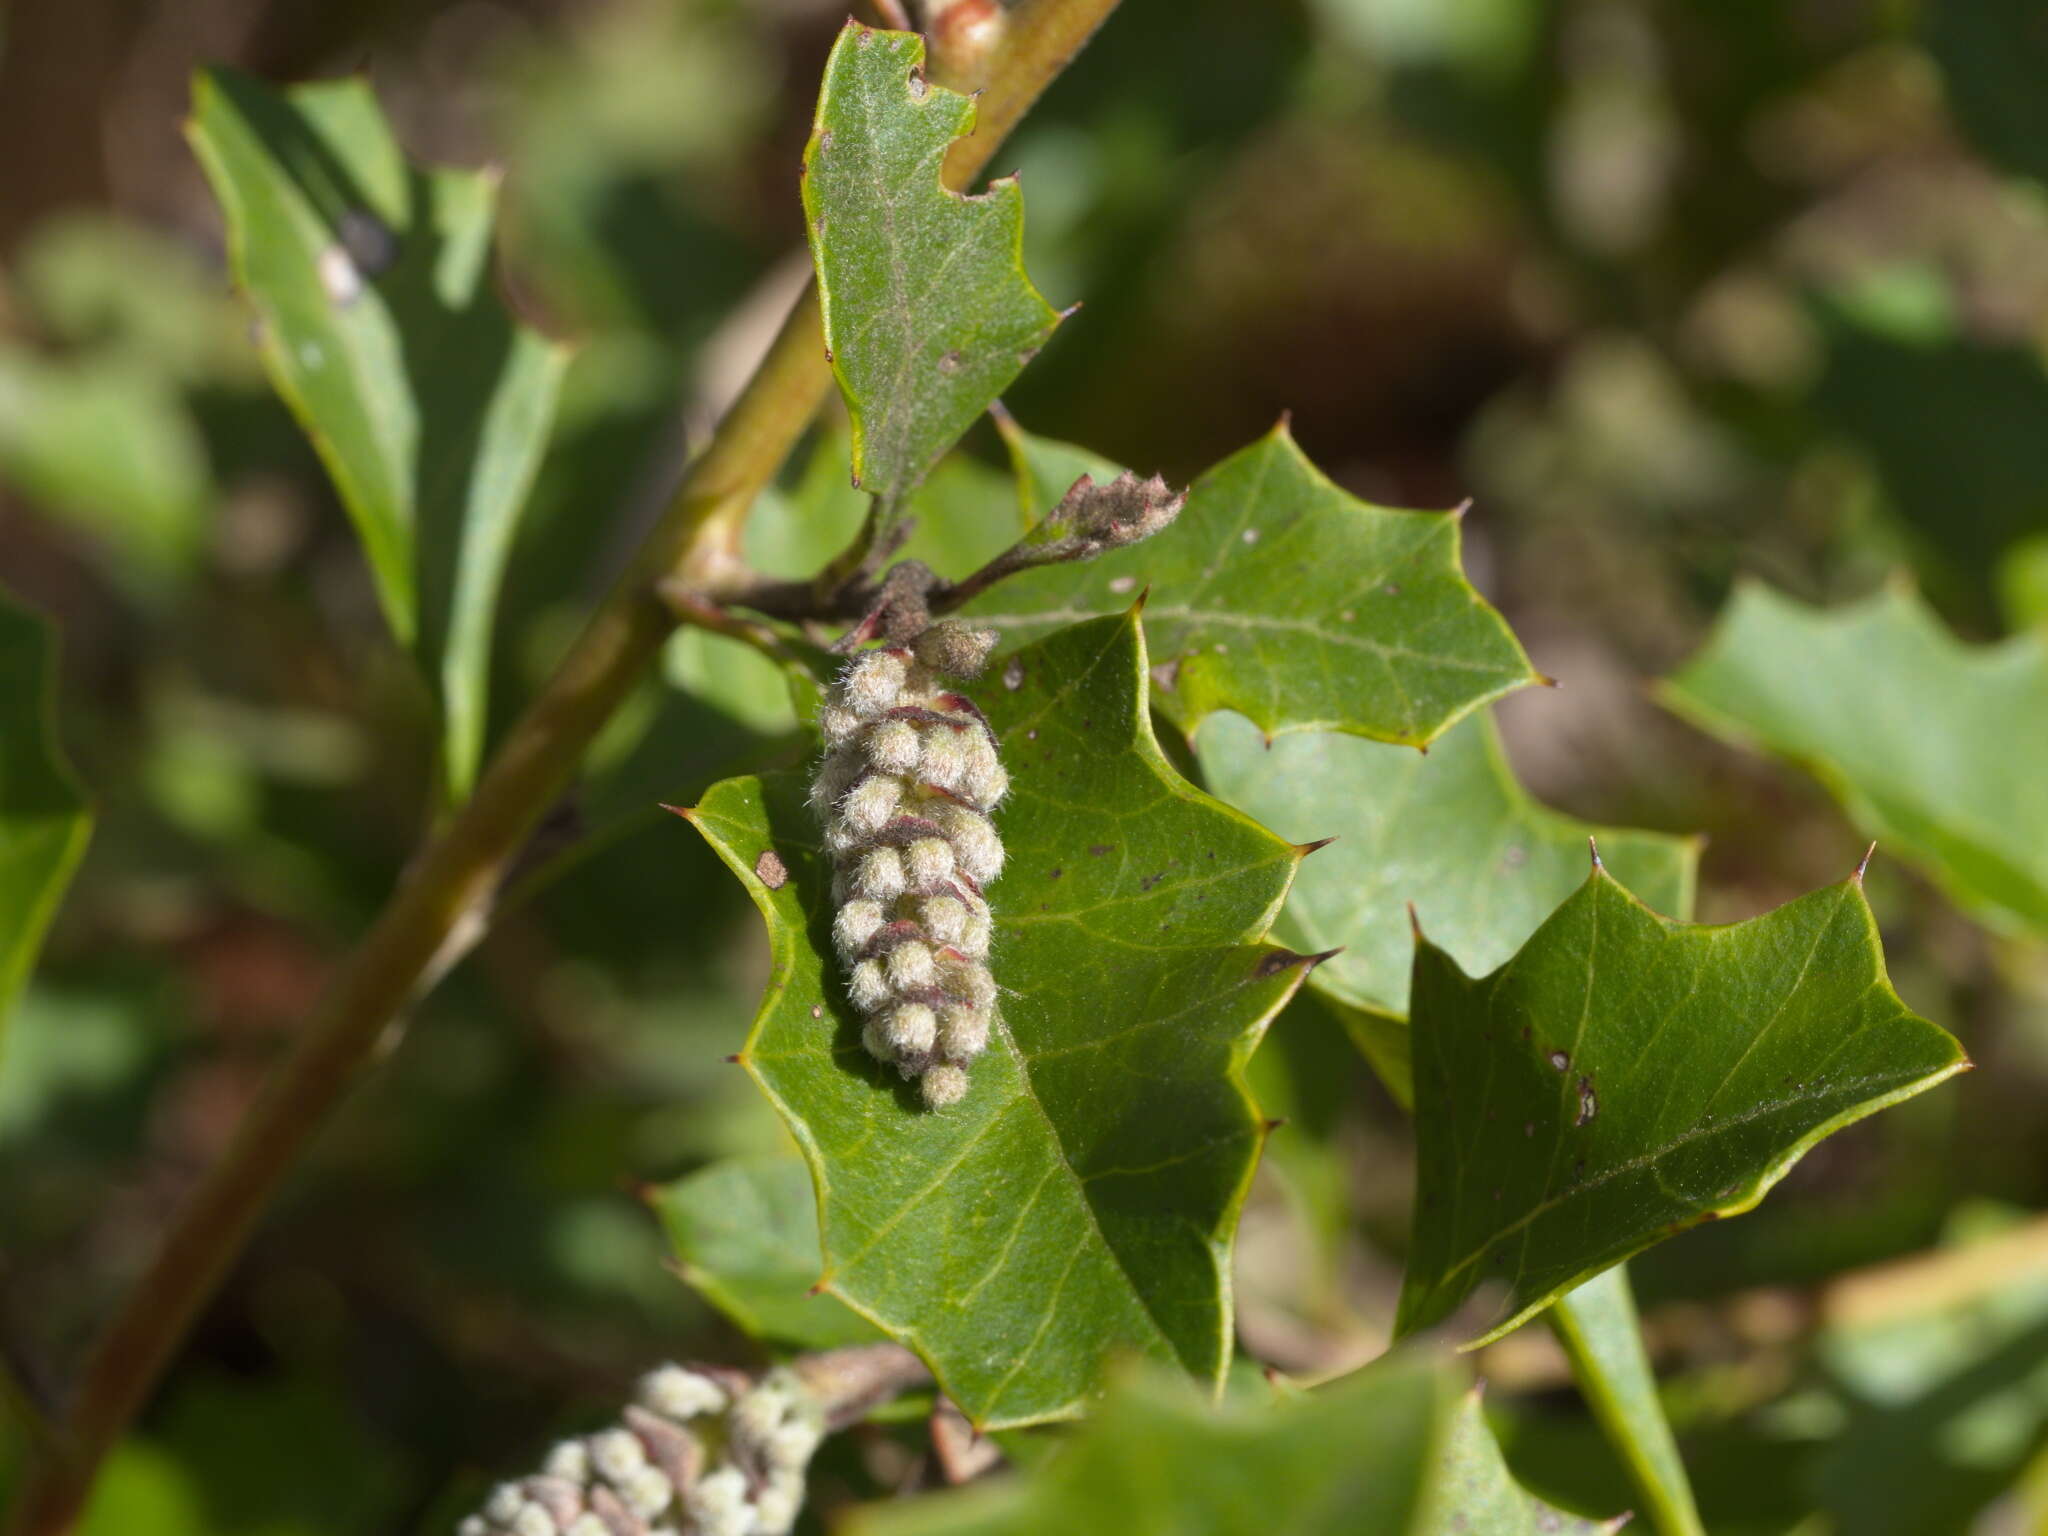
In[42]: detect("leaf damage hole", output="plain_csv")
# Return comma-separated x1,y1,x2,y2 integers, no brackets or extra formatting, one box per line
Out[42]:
1575,1074,1598,1126
1003,657,1024,690
937,348,962,374
1108,575,1137,594
1548,1050,1569,1071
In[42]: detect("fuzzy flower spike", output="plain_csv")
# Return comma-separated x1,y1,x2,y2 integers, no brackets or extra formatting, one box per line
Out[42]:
811,618,1006,1108
458,1364,825,1536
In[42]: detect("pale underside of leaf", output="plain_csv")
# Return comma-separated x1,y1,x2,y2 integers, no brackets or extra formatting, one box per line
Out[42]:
1195,708,1698,1097
1398,869,1966,1345
187,68,567,797
690,612,1312,1428
1663,578,2048,937
967,424,1539,747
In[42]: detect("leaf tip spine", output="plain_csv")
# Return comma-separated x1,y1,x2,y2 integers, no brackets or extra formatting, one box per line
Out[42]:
1854,840,1877,883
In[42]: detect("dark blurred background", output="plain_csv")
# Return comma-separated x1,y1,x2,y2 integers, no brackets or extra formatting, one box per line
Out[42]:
4,0,2048,1531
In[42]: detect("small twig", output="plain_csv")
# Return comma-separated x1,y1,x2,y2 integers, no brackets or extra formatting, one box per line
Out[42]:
731,469,1186,640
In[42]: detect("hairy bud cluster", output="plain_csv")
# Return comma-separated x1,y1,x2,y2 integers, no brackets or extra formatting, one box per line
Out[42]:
458,1366,825,1536
810,620,1006,1108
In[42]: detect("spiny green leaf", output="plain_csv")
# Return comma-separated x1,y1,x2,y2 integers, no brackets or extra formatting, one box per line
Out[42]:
1397,867,1966,1344
804,24,1061,509
1547,1267,1700,1536
1197,708,1697,1104
187,69,568,798
844,1353,1460,1536
1431,1387,1629,1535
0,594,93,1055
650,1156,882,1352
688,611,1313,1428
1663,580,2048,937
968,425,1539,746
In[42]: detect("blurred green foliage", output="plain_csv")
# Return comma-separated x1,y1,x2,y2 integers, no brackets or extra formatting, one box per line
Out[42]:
2,0,2048,1531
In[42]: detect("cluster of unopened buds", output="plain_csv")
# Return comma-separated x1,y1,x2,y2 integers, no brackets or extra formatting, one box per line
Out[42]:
810,619,1007,1108
459,1365,824,1536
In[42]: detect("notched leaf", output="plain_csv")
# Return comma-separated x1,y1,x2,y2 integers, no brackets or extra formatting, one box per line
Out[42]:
971,422,1539,746
690,612,1307,1428
1664,578,2048,937
1398,865,1966,1345
804,24,1062,508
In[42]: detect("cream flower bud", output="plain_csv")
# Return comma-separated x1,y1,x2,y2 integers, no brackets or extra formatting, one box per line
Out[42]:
919,729,971,792
542,1440,590,1485
885,1002,938,1057
905,836,954,889
939,952,998,1010
833,898,885,959
848,958,890,1012
865,719,920,774
863,1014,898,1063
687,1466,753,1536
940,1005,990,1059
639,1364,728,1421
766,1417,825,1469
922,1063,970,1107
589,1428,646,1483
460,1519,489,1536
511,1506,555,1536
843,651,908,716
617,1464,673,1520
963,750,1009,810
564,1518,610,1536
854,847,906,901
731,1378,794,1446
912,621,999,677
486,1485,526,1523
886,940,937,991
842,774,902,836
754,1470,807,1536
943,812,1004,884
921,894,968,946
960,906,993,959
818,704,862,748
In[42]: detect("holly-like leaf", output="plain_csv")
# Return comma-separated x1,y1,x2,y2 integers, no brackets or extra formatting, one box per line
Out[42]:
968,425,1539,746
650,1156,883,1352
1397,866,1966,1344
804,24,1062,509
1663,579,2048,937
1197,709,1698,1102
687,611,1314,1427
1432,1387,1630,1535
0,595,92,1051
845,1353,1460,1536
188,69,568,798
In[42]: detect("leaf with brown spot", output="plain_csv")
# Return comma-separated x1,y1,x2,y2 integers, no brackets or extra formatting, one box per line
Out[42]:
1398,866,1965,1344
